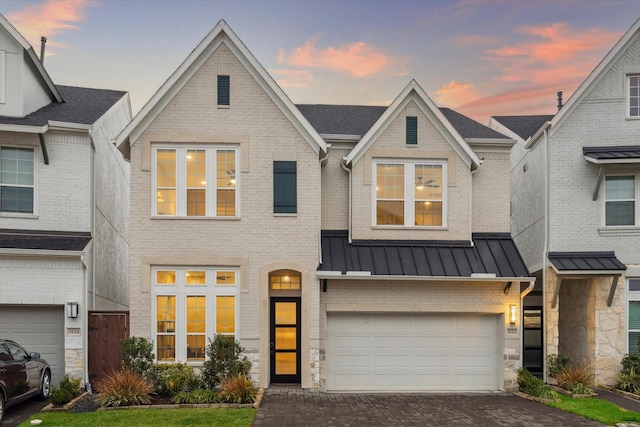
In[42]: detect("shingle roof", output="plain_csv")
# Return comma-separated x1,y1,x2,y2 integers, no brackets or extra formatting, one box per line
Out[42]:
548,252,626,272
0,85,126,127
297,104,511,140
319,230,530,278
491,115,554,140
0,229,92,251
583,145,640,162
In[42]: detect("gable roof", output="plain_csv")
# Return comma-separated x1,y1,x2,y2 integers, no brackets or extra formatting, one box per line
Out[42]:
116,20,327,157
319,230,531,279
0,86,127,131
0,13,62,103
296,104,386,138
344,80,482,169
491,115,555,141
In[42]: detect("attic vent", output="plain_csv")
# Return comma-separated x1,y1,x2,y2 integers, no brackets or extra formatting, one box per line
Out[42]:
557,91,563,111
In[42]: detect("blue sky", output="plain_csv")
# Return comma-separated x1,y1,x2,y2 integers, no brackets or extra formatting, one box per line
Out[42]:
1,0,639,123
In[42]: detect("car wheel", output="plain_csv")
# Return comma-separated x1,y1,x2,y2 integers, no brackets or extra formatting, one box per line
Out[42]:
38,370,51,400
0,392,5,424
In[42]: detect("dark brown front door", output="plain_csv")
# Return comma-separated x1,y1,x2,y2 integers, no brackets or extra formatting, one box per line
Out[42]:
88,311,129,389
270,297,301,384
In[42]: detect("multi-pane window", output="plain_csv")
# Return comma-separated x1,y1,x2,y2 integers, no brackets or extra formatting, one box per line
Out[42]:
270,270,301,290
605,175,636,226
153,267,239,363
375,160,445,226
0,147,34,214
153,146,237,217
629,76,640,117
628,279,640,354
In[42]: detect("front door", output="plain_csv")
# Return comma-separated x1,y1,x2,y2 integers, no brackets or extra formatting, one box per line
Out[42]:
270,297,301,383
523,306,543,377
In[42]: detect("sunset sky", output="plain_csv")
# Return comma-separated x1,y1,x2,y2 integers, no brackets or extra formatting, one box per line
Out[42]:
1,0,639,124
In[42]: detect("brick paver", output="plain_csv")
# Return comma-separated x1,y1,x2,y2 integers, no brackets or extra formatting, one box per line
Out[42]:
252,386,603,427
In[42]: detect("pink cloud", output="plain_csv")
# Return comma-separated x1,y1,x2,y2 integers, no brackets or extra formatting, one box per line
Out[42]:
433,80,483,108
270,68,315,89
280,38,405,78
7,0,95,52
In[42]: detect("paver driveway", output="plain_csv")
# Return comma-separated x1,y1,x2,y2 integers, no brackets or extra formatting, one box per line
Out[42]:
252,386,603,427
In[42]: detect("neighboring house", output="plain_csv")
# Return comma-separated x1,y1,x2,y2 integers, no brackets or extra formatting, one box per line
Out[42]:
490,17,640,386
116,20,533,392
0,14,131,386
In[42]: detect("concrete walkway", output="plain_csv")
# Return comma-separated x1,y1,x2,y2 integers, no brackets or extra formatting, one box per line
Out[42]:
252,386,603,427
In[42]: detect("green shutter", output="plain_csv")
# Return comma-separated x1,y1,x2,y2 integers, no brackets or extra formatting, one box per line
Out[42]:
274,161,297,213
218,75,230,106
630,301,640,330
406,116,417,145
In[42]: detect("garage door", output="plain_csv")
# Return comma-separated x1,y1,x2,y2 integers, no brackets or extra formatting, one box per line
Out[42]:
0,305,65,385
327,312,500,391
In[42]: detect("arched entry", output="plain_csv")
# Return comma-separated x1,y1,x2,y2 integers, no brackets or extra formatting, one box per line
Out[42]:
269,269,301,384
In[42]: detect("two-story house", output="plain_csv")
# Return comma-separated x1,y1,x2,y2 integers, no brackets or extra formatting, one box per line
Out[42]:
0,14,131,386
490,17,640,386
116,20,533,392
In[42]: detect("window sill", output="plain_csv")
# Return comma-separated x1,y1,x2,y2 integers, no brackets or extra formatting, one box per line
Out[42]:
372,225,448,230
273,213,297,217
598,226,640,236
151,215,240,221
0,212,38,219
217,105,230,109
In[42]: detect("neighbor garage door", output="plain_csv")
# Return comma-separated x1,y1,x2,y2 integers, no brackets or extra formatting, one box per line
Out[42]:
326,312,499,391
0,305,65,385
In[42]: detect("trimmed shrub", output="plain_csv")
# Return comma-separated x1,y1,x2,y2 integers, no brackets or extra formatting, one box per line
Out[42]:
617,370,640,394
49,386,73,406
546,354,570,379
217,374,257,404
49,375,83,406
172,388,219,404
556,363,594,394
201,335,251,388
149,362,201,397
517,367,557,400
95,370,154,407
622,354,640,375
120,336,155,379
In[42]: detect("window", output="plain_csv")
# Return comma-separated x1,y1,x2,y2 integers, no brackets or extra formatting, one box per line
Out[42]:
153,146,237,217
270,270,301,290
406,116,417,145
374,160,446,226
153,267,239,362
630,75,640,117
605,175,636,226
273,161,296,214
218,75,230,106
0,147,34,214
628,279,640,354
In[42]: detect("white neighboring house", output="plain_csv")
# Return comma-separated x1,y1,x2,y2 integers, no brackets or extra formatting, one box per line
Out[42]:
0,14,131,386
490,17,640,386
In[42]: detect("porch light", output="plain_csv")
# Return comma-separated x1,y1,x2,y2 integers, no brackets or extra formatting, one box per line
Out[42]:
67,302,79,319
509,304,517,325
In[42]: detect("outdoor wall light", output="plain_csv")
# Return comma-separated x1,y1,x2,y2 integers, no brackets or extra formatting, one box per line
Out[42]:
67,301,79,319
509,304,517,324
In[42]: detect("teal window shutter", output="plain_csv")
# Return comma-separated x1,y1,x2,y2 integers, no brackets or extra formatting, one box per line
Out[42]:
218,75,230,106
406,116,417,145
274,161,297,213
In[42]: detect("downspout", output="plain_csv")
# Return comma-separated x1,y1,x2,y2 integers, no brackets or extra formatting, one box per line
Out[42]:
542,125,550,382
81,252,89,388
470,163,481,246
90,132,96,311
318,148,329,264
340,158,352,243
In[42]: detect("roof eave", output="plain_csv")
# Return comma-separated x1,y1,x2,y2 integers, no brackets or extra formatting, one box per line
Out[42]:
524,121,552,150
584,156,640,164
317,272,535,282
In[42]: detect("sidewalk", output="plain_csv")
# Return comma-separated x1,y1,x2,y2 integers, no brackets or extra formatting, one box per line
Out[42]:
597,388,640,413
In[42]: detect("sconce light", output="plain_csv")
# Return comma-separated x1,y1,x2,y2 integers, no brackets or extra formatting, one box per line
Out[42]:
509,304,517,325
67,302,79,319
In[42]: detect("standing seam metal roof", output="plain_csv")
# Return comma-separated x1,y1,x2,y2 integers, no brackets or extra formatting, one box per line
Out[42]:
548,252,626,272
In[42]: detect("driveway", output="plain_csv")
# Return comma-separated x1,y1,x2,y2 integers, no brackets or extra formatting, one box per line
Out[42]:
252,386,603,427
1,398,49,427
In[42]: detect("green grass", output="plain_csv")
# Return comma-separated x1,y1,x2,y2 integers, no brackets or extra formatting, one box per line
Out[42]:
19,407,255,427
547,394,640,425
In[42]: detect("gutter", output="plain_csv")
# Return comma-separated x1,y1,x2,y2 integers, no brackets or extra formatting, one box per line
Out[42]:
317,272,536,283
340,158,353,243
318,148,329,264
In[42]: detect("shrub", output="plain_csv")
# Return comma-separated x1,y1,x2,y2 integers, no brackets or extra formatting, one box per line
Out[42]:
95,370,154,407
217,374,257,404
171,388,219,404
49,375,83,406
622,354,640,375
617,370,640,394
149,362,201,397
546,354,570,379
556,363,594,394
49,386,73,406
120,336,155,379
202,335,251,388
517,368,557,400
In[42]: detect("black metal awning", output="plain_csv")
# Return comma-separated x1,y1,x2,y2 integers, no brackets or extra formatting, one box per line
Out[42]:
0,229,92,252
583,145,640,164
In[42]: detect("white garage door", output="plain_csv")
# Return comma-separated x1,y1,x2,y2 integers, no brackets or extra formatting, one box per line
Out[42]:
327,312,500,391
0,305,65,385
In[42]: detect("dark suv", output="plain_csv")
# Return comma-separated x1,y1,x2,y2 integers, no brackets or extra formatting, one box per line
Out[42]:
0,339,51,424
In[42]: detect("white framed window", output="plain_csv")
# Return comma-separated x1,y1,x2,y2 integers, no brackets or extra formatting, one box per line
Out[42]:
629,75,640,117
627,278,640,354
373,159,446,227
153,145,238,217
153,267,239,363
604,175,637,226
0,146,35,214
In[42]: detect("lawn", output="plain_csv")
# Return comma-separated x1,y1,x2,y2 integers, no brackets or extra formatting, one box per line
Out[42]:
19,407,255,427
547,394,640,425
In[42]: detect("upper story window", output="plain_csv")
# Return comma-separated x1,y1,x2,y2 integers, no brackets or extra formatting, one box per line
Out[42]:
629,75,640,117
374,160,446,227
273,161,297,214
153,146,238,217
605,175,636,226
0,146,35,214
218,75,230,106
153,266,239,363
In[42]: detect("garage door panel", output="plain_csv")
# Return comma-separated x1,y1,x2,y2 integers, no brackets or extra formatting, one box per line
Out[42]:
327,312,500,391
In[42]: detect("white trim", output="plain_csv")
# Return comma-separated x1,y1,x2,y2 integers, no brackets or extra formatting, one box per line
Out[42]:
627,74,640,119
0,124,48,133
0,144,37,215
602,173,639,227
585,155,640,164
626,278,640,354
0,248,85,257
0,50,5,104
